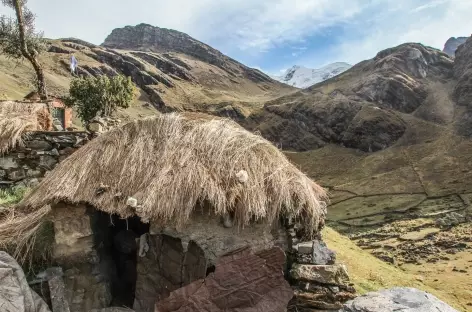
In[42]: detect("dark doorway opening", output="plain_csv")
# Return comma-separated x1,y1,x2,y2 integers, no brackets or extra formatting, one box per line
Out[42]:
90,210,149,308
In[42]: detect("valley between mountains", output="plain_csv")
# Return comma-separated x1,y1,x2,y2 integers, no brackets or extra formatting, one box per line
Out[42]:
1,23,472,311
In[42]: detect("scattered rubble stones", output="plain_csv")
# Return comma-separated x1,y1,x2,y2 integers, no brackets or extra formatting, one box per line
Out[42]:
351,220,471,266
436,212,466,227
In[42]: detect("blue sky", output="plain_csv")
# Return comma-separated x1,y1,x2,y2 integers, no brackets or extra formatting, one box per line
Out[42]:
4,0,472,75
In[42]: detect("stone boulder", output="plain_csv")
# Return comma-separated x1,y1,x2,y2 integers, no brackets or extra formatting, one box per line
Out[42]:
87,116,122,134
312,240,336,265
154,247,293,312
293,239,336,265
342,287,458,312
290,264,350,286
0,251,51,312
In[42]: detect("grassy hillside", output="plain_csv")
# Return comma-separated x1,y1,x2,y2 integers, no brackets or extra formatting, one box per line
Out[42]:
289,131,472,311
0,38,294,127
323,227,466,311
1,34,471,311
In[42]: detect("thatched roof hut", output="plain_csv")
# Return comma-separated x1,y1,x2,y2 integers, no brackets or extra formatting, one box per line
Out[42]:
0,101,52,154
19,112,327,233
6,113,329,311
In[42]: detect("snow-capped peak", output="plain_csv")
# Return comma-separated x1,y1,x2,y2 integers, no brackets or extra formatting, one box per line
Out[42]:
272,62,352,89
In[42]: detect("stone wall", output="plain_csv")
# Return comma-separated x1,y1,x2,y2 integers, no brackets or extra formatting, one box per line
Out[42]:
149,210,289,266
286,221,357,311
133,235,207,312
50,203,112,312
0,131,89,188
132,211,289,311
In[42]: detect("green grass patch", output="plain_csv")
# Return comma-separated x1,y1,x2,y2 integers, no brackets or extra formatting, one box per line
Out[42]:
0,187,29,206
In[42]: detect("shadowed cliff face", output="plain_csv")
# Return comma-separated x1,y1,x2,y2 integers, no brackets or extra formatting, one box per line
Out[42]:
242,43,459,152
453,37,472,136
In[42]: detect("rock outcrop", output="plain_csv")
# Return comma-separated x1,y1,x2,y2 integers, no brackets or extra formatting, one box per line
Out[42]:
343,287,458,312
154,247,293,312
102,23,273,84
453,37,472,137
443,36,468,57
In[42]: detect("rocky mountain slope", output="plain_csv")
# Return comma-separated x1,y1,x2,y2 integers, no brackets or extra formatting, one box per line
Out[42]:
0,24,294,123
1,23,471,309
443,36,468,57
244,43,455,152
264,38,472,311
272,63,352,89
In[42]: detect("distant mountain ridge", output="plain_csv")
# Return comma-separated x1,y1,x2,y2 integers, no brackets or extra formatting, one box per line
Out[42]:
102,23,275,84
0,23,295,121
272,62,352,89
443,36,468,57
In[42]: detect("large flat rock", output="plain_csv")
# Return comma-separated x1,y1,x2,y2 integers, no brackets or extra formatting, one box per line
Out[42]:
343,287,458,312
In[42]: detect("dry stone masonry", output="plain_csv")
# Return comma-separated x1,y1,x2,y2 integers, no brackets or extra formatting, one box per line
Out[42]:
286,221,356,311
0,132,89,188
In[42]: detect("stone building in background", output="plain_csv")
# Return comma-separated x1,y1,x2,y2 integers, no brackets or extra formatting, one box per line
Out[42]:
0,100,87,188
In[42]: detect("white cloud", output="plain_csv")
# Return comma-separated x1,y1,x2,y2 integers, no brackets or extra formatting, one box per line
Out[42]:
291,46,308,57
302,0,472,67
5,0,472,71
24,0,365,48
410,0,448,13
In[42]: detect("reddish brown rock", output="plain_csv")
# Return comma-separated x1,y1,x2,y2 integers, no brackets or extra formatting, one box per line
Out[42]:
154,247,293,312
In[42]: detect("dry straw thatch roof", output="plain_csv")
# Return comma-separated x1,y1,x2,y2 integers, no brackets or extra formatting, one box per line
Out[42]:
19,113,328,233
0,101,52,154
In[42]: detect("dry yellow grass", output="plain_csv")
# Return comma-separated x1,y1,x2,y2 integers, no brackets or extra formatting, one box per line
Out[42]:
0,101,52,154
323,227,465,311
0,205,51,265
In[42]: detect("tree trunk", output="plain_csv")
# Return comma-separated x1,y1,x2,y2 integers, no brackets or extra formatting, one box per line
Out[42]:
12,0,47,100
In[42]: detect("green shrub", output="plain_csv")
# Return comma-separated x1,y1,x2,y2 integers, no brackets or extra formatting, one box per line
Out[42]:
65,75,134,124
